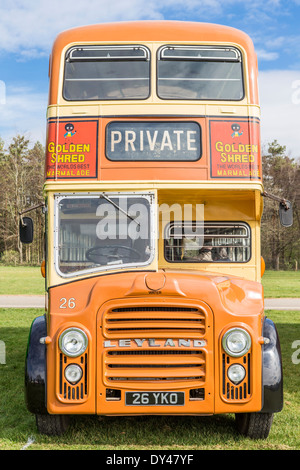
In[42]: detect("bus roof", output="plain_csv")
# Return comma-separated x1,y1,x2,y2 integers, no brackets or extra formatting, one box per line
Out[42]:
49,21,258,105
52,20,255,45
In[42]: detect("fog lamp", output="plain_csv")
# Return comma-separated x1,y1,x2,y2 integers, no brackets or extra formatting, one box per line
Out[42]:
64,364,83,384
227,364,246,385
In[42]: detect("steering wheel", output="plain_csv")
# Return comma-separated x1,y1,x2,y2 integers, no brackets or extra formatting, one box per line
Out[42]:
86,244,142,265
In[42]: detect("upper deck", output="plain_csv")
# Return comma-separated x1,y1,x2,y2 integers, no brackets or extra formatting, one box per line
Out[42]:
45,21,262,185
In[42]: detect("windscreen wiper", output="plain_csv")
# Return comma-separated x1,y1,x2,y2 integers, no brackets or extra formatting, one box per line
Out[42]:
100,193,140,226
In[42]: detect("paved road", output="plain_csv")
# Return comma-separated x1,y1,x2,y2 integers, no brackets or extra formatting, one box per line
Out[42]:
0,295,299,310
0,295,45,308
264,298,300,310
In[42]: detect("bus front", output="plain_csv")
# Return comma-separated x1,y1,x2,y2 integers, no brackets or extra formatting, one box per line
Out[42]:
24,21,284,439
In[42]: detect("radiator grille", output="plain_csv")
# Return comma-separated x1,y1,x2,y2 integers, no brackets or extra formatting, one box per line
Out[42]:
103,304,206,338
101,301,209,388
104,350,205,384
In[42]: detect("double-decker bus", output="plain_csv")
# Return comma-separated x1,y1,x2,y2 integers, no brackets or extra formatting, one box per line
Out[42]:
21,21,292,439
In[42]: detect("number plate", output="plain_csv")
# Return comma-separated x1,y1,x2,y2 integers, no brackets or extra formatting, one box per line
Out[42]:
125,391,184,406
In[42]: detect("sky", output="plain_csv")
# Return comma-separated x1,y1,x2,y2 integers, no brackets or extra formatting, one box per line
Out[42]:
0,0,300,158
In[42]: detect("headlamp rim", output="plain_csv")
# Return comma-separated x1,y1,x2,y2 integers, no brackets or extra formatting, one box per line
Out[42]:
59,327,88,357
222,327,251,357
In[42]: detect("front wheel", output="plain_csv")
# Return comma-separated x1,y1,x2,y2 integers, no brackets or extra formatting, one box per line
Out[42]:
235,412,274,439
36,413,70,435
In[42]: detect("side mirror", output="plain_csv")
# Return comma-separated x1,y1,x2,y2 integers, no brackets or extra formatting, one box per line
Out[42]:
19,217,34,244
279,200,293,227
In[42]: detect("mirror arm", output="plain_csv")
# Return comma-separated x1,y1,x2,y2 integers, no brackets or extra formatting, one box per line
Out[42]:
262,191,290,211
19,203,45,226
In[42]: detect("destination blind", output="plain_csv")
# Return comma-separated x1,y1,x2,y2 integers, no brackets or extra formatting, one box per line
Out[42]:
106,121,202,161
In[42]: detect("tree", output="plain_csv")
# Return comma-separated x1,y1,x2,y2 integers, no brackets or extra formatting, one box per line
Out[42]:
261,140,300,270
0,135,45,264
25,141,45,264
0,135,30,262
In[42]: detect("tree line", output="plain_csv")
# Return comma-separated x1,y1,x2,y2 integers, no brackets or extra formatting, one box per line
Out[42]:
261,140,300,270
0,135,45,265
0,135,299,270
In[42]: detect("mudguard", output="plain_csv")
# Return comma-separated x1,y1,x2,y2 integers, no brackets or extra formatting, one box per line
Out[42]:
261,317,283,413
25,314,48,414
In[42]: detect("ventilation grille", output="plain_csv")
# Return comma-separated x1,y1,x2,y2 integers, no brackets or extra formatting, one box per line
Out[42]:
57,353,88,403
221,353,252,402
103,304,206,338
104,349,205,384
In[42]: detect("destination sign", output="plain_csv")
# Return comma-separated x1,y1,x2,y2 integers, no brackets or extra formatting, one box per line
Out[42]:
106,121,201,161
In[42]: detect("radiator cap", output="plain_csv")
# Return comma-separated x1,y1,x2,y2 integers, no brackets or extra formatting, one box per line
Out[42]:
145,273,166,291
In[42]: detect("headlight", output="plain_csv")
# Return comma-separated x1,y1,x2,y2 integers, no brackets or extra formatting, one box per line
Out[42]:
59,327,88,357
222,328,251,357
64,364,83,384
227,364,246,384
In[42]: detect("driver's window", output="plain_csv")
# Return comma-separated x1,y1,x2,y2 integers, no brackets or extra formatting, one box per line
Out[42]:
55,193,154,277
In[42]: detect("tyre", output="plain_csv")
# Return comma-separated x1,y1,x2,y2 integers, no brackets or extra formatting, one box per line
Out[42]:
235,412,274,439
36,413,70,435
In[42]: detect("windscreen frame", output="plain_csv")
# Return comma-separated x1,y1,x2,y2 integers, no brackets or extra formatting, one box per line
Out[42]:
53,192,156,278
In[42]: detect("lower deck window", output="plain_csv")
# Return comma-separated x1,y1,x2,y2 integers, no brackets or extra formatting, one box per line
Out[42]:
164,222,251,263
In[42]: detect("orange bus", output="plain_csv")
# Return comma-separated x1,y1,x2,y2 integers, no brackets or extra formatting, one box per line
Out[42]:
21,21,293,439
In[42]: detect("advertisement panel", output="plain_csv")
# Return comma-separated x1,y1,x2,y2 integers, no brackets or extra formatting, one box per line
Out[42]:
46,120,98,179
210,119,261,179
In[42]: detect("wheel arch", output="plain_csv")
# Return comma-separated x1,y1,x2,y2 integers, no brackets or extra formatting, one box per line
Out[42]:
261,317,283,413
25,314,48,414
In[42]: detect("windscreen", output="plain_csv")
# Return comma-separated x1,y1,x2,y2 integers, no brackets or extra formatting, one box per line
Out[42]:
55,193,155,276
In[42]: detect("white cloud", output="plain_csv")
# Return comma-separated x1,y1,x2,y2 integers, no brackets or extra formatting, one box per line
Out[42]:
259,70,300,158
0,86,47,147
256,49,279,61
0,0,155,54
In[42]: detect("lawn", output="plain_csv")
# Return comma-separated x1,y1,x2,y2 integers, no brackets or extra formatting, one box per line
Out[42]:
261,270,300,298
0,308,299,450
0,266,45,295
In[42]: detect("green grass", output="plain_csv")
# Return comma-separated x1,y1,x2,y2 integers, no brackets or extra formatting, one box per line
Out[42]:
0,266,45,295
0,308,299,450
262,270,300,298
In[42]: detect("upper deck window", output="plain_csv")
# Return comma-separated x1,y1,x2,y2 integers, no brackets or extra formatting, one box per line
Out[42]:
157,46,244,101
63,45,150,101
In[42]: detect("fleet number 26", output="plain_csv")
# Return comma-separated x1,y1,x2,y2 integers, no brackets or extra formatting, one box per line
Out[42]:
59,297,76,309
